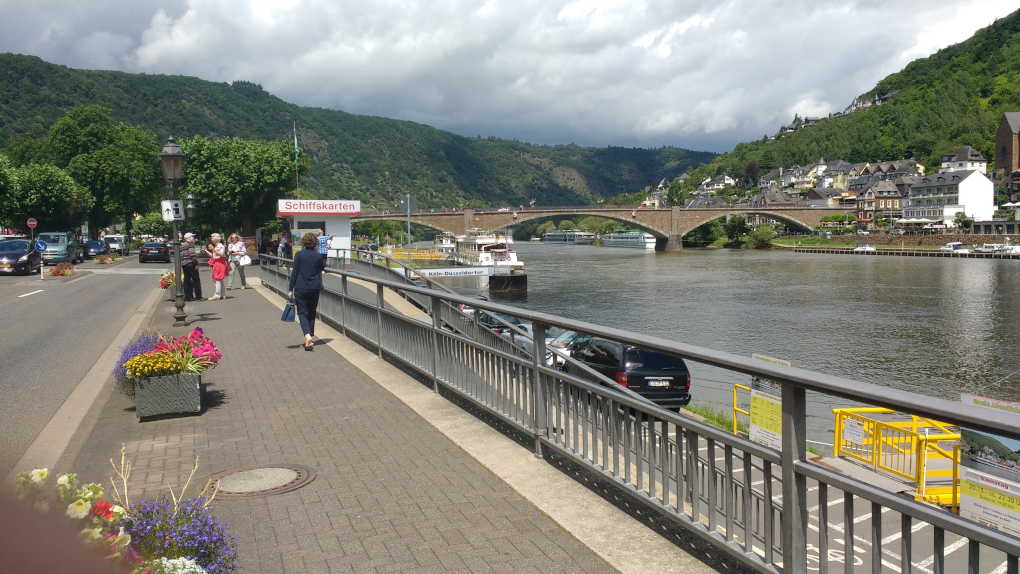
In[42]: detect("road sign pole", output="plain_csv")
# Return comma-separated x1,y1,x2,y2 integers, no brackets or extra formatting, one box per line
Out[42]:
169,182,188,327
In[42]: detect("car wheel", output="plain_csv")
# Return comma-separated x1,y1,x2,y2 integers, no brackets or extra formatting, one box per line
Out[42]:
138,257,144,263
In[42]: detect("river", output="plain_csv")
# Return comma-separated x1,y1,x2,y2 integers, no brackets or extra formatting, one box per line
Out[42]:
436,243,1020,446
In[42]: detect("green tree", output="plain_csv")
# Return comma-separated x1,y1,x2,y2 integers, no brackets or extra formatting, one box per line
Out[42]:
1,163,94,230
181,136,309,235
954,211,973,232
666,178,688,206
134,211,174,240
758,147,778,172
685,218,724,245
725,215,750,240
747,224,775,249
743,161,759,186
557,219,577,231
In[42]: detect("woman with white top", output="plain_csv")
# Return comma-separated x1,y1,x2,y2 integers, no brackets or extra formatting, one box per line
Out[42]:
226,233,248,290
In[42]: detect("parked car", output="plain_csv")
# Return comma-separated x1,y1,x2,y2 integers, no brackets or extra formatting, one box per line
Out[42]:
38,231,83,265
478,310,526,334
547,330,588,368
566,337,692,411
104,234,129,256
84,240,109,259
891,229,905,235
856,229,870,236
458,295,490,315
0,239,42,275
138,241,171,263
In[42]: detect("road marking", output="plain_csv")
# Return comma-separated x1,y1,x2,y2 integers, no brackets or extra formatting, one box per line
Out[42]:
915,537,968,569
881,520,930,545
65,273,94,285
18,290,43,297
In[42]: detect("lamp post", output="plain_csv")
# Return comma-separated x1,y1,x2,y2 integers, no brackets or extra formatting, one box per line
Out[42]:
186,192,196,233
159,136,188,327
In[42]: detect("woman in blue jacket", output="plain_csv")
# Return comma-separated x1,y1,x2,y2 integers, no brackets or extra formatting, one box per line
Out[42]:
288,233,326,350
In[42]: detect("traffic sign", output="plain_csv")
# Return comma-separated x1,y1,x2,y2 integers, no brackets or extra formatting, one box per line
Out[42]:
161,200,185,221
27,218,37,229
35,240,47,252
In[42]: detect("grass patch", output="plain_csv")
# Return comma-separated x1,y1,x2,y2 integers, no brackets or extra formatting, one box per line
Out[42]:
683,404,749,435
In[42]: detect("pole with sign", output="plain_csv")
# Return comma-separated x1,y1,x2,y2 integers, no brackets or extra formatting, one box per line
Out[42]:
748,354,793,451
35,239,46,280
399,195,416,267
27,217,37,248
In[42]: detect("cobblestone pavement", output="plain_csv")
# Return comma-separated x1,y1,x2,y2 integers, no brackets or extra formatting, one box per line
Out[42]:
70,266,616,573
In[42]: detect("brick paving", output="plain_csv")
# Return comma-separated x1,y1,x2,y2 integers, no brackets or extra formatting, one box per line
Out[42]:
70,266,616,574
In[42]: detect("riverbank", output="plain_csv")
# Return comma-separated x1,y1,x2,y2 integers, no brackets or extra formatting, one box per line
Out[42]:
774,233,1017,248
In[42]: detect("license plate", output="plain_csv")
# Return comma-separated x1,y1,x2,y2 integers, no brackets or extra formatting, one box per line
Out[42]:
647,379,671,387
0,264,9,268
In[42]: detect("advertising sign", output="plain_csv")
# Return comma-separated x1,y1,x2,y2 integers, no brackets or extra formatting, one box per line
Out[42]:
748,354,792,451
277,199,361,217
409,267,492,278
959,393,1020,535
242,237,258,260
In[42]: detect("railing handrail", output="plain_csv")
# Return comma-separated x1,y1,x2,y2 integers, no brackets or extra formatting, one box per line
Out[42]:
267,252,1018,441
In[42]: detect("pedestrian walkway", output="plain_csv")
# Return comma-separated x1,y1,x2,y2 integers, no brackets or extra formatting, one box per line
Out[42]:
67,266,617,573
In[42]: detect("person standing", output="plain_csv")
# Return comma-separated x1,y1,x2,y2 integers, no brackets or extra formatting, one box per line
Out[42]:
226,233,248,290
180,233,203,301
288,232,326,351
316,229,333,264
205,233,230,300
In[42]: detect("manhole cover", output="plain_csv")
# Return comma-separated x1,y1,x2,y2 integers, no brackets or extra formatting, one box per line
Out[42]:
206,464,316,500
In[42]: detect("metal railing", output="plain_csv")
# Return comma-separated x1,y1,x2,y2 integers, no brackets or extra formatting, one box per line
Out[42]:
261,254,1020,574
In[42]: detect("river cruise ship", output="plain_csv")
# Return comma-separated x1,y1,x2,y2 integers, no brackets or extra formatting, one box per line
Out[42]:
542,230,596,244
601,230,656,249
454,229,525,271
434,232,457,255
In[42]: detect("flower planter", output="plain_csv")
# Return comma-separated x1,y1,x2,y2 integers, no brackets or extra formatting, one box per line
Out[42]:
135,373,201,418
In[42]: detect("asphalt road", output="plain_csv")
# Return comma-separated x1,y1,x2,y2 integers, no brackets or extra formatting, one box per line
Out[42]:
0,257,165,477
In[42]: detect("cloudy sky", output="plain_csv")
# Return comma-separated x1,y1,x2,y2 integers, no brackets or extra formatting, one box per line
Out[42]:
1,0,1016,152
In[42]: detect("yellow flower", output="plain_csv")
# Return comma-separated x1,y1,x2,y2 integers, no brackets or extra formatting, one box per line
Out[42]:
30,468,48,485
80,527,103,541
57,474,70,487
67,498,91,519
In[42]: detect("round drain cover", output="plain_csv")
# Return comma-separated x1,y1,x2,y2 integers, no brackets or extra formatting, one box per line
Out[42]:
206,464,316,500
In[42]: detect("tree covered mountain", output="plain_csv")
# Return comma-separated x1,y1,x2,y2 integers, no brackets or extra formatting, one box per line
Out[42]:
684,9,1020,186
0,54,714,210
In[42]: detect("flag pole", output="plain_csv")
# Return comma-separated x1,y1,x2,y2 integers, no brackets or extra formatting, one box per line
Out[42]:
294,122,300,194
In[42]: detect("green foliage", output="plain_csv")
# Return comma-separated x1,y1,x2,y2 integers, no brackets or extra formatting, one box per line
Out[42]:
748,224,776,249
135,211,174,239
678,10,1020,185
724,215,749,240
683,404,749,435
0,55,715,209
600,190,647,206
352,220,430,244
666,178,689,205
0,161,94,230
181,135,308,235
954,211,974,230
684,217,724,245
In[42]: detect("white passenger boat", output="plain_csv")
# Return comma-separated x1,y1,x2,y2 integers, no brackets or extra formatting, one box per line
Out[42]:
434,232,457,255
542,230,596,244
600,230,656,249
454,229,525,271
939,241,971,254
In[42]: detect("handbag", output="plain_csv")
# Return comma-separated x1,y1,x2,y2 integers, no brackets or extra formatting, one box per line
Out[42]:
281,297,296,322
238,254,252,266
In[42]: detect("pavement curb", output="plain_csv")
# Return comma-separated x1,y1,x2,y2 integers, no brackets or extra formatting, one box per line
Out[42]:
5,285,164,485
252,282,718,574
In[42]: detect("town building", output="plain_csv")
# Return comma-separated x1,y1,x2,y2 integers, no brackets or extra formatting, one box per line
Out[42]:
758,168,781,188
698,174,735,192
901,171,994,225
939,146,987,174
994,112,1020,175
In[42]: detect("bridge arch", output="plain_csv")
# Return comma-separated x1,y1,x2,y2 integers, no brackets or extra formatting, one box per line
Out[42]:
351,214,461,236
510,211,670,238
679,209,815,237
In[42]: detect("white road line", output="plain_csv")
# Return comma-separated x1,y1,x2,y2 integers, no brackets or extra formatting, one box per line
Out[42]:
991,561,1008,574
807,496,847,512
17,289,43,297
881,521,930,545
915,537,968,569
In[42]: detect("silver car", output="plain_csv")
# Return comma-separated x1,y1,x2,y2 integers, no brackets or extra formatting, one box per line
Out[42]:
103,235,129,256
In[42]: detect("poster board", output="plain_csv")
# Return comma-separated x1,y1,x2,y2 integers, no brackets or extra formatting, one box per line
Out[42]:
242,237,258,261
748,354,792,451
959,393,1020,535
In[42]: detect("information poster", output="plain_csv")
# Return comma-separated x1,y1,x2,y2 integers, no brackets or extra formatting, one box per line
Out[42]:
242,237,259,260
959,393,1020,535
748,354,792,451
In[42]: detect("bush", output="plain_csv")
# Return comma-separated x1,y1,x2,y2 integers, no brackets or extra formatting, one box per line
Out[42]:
48,262,74,276
747,225,775,248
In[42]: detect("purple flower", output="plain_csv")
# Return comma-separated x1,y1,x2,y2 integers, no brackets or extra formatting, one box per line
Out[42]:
120,496,238,574
112,331,160,397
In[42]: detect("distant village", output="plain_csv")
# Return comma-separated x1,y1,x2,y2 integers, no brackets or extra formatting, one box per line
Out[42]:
640,112,1020,235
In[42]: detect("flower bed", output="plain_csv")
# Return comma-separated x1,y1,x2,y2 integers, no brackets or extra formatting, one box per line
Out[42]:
160,270,176,289
14,449,238,573
94,254,123,265
114,328,221,399
48,262,75,276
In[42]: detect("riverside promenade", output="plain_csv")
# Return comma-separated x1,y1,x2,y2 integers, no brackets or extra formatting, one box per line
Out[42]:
58,265,739,574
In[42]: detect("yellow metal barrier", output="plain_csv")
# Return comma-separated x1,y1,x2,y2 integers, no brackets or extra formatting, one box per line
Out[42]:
833,408,960,505
732,384,750,435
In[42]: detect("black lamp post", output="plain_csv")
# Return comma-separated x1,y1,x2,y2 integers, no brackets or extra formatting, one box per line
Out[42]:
158,136,188,327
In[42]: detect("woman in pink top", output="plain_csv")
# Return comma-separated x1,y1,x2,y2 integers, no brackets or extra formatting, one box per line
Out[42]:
206,233,230,300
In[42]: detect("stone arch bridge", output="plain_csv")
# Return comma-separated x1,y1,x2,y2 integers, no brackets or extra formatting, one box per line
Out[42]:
353,206,852,250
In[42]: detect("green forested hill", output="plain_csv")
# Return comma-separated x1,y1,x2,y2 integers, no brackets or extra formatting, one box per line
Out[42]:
0,54,714,209
686,9,1020,184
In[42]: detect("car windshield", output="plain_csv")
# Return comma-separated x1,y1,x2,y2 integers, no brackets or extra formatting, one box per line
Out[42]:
550,331,581,347
104,236,123,244
545,327,567,340
0,240,29,252
38,234,66,244
625,348,687,371
87,241,105,248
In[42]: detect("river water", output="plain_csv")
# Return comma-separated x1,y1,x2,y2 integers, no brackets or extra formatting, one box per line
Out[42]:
437,243,1020,446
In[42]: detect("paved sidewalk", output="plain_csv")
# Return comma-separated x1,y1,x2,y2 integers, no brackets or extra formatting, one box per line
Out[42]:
69,266,616,574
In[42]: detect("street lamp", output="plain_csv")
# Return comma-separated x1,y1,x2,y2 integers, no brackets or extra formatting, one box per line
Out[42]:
158,136,188,327
186,192,196,232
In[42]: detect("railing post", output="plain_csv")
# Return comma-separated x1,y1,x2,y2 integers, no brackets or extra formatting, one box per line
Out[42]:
531,323,548,457
376,283,385,357
340,275,348,335
782,383,808,574
431,295,442,393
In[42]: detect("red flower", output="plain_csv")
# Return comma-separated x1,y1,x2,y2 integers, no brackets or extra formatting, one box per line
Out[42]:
90,499,114,519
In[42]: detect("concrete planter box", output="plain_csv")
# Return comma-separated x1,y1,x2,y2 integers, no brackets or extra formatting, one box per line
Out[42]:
135,373,201,418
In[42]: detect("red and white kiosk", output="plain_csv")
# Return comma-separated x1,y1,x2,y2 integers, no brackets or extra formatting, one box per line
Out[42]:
276,199,361,258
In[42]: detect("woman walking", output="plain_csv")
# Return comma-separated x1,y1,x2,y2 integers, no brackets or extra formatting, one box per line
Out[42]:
288,232,326,350
226,233,248,290
206,233,230,300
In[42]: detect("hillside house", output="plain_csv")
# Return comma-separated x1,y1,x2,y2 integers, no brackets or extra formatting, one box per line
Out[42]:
994,112,1020,175
759,168,782,188
902,171,994,225
939,146,987,174
699,174,735,191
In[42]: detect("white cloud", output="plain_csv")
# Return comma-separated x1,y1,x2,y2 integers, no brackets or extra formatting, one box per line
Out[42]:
0,0,1016,151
